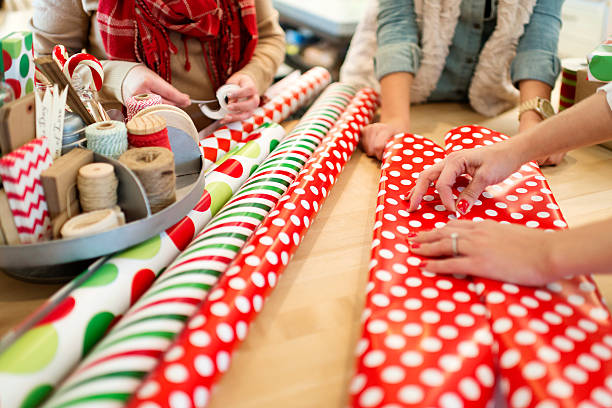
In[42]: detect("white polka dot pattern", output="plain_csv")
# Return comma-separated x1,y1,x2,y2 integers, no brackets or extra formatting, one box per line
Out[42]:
128,87,380,408
351,126,612,407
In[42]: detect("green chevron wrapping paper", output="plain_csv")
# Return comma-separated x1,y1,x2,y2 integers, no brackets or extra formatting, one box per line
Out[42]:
36,84,356,408
0,124,286,408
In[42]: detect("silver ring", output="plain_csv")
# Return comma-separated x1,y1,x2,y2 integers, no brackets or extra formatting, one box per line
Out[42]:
450,232,459,257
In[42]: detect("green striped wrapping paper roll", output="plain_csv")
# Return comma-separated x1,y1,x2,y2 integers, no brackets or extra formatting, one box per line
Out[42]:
0,125,286,408
36,84,356,408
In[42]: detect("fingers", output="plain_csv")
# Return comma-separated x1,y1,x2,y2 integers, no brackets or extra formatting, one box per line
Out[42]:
226,96,259,115
149,78,190,107
220,111,252,124
407,164,442,212
434,158,465,212
227,85,257,101
360,124,392,159
455,172,490,215
420,257,476,276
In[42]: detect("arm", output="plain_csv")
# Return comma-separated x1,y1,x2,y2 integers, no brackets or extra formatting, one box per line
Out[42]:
361,0,420,159
222,0,285,123
409,90,612,213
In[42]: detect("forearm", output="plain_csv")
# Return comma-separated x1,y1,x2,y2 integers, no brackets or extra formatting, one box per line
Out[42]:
518,79,552,129
551,218,612,277
511,91,612,162
379,72,413,127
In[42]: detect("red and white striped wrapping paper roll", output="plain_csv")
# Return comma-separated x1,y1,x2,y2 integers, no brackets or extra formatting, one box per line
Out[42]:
351,127,612,408
0,137,53,243
199,67,331,170
126,87,379,408
444,126,612,408
351,133,497,407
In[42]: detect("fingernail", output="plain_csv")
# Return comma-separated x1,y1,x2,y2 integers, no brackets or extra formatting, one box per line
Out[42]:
407,232,416,238
411,243,420,249
456,199,470,215
418,261,427,268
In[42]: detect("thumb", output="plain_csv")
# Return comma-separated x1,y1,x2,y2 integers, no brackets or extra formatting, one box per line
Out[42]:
149,76,191,107
455,176,489,215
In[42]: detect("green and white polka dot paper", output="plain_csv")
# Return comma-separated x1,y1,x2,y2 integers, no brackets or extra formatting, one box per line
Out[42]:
1,31,34,99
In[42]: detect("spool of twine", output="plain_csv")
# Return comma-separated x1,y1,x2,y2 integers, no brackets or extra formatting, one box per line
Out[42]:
126,93,163,121
61,207,125,239
119,147,176,213
85,121,128,159
127,114,172,150
77,162,118,212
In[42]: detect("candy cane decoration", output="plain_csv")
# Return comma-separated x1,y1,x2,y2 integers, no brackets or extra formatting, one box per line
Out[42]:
62,53,104,91
52,45,68,69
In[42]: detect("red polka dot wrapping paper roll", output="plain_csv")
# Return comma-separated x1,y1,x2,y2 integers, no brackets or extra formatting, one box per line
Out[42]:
199,67,331,171
125,88,380,408
0,125,288,408
445,127,612,408
350,126,612,408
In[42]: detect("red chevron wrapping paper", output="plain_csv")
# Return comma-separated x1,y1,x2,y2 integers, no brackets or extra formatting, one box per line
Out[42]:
127,88,379,408
199,67,331,170
351,127,612,408
0,137,52,243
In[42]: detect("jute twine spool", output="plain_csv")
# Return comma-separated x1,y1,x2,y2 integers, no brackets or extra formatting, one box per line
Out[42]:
85,121,128,159
119,147,176,213
126,93,163,121
126,114,172,150
61,207,125,238
77,162,118,212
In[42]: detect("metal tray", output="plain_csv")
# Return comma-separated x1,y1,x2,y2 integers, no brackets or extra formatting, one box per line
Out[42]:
0,127,205,282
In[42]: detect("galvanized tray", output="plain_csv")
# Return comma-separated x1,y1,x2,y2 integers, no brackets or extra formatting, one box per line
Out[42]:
0,127,205,282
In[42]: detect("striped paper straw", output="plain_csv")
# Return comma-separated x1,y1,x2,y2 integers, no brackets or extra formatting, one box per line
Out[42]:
126,87,378,408
199,67,331,170
0,124,293,408
39,123,287,408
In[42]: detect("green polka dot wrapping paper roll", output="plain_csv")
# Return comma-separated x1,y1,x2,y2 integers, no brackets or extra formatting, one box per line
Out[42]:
587,39,612,82
1,31,35,99
350,126,612,408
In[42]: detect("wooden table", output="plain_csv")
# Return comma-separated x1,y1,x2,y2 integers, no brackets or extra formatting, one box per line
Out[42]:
1,102,611,408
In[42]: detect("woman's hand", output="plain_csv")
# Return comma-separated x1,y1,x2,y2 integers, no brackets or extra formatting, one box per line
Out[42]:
122,65,190,107
361,117,409,160
408,143,524,214
410,220,559,286
221,73,260,124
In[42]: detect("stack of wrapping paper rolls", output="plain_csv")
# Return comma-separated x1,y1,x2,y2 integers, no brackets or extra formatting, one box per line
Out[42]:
0,67,351,408
351,127,612,407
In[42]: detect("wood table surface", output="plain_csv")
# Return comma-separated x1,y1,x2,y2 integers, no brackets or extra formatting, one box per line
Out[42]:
1,101,611,408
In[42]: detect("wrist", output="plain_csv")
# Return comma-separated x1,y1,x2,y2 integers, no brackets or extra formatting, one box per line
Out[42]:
380,114,410,132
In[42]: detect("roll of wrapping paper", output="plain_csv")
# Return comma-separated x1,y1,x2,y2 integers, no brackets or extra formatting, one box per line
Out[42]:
199,66,331,170
126,94,163,121
0,81,337,408
587,39,612,82
559,58,585,111
126,87,378,408
0,126,290,408
443,127,612,407
350,127,612,407
40,123,286,408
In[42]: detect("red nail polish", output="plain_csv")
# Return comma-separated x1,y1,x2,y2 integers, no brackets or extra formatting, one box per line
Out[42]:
457,199,470,215
419,261,428,268
411,243,420,249
407,232,417,238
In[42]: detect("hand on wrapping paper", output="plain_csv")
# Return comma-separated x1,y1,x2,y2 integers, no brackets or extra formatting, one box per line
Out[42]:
220,72,260,124
122,65,191,107
407,143,523,214
409,220,558,286
361,117,410,160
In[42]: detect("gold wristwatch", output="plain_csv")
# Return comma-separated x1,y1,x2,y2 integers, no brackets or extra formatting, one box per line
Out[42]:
518,97,555,120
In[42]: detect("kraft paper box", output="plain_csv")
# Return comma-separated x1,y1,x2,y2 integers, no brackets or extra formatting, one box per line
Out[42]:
1,31,35,99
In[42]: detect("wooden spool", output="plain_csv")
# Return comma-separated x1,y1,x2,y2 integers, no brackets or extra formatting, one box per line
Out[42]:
126,114,167,136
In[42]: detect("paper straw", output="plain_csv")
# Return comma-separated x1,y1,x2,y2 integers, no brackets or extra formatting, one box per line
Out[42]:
38,124,286,408
444,126,612,407
199,67,331,170
0,125,289,408
350,133,496,407
126,87,378,408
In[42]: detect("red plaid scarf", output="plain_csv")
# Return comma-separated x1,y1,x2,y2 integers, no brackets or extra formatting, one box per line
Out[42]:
97,0,258,88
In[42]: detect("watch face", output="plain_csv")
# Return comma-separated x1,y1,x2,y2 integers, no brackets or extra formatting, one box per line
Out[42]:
538,99,555,118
